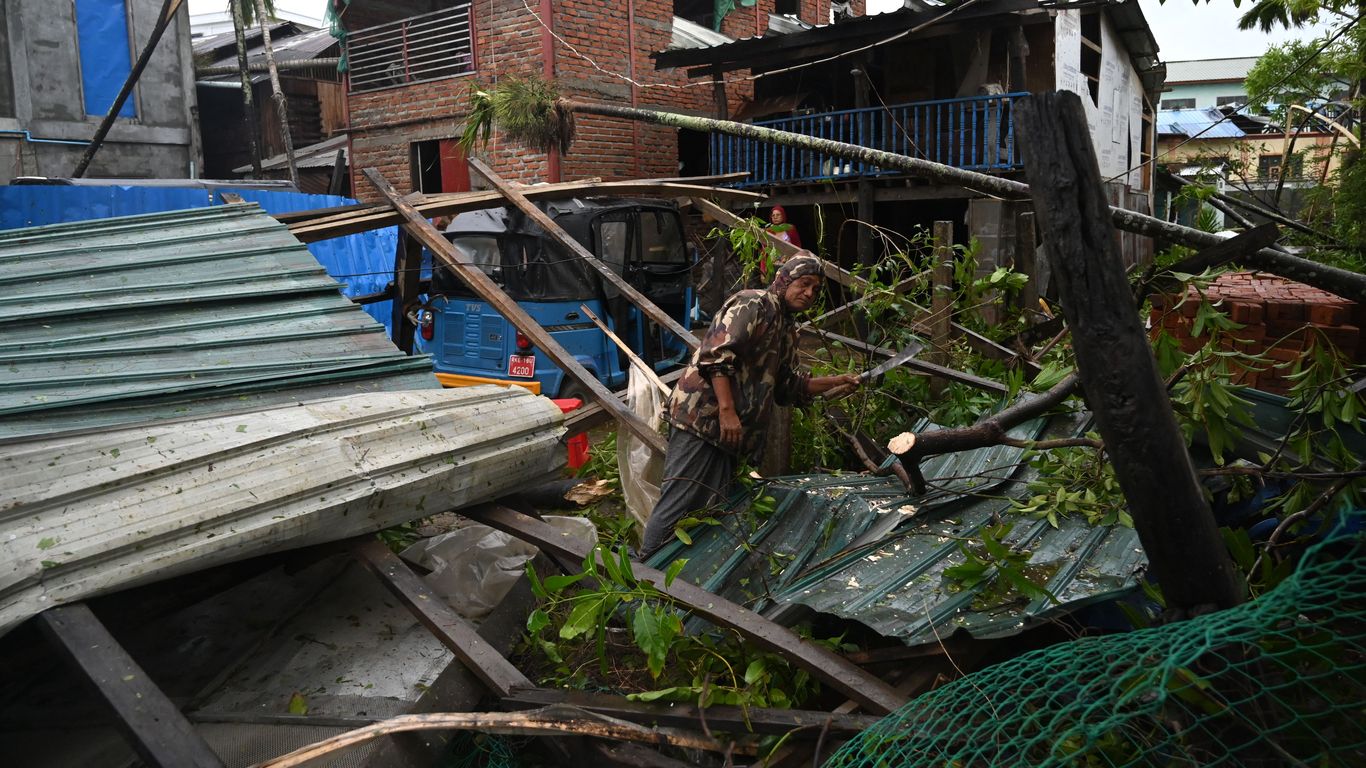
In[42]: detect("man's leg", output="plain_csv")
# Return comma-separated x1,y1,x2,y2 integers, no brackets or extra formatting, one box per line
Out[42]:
640,429,736,557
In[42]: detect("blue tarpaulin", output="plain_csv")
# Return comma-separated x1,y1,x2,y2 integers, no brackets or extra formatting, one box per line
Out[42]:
0,185,400,334
75,0,136,118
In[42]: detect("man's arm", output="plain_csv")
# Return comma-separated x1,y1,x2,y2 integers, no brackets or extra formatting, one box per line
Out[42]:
806,373,861,398
712,374,742,450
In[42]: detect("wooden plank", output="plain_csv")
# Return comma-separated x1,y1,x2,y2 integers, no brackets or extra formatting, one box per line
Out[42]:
286,181,766,242
37,603,225,768
504,688,883,736
468,157,699,351
361,168,667,454
688,196,869,291
351,540,532,698
580,304,671,397
930,221,954,380
1016,211,1038,314
803,328,1009,395
390,232,423,353
461,504,908,715
1015,91,1244,611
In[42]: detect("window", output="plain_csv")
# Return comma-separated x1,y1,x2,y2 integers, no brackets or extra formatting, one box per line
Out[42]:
1216,95,1247,107
1258,154,1303,181
639,211,686,264
75,0,136,118
348,3,475,93
1161,98,1196,110
1079,11,1102,106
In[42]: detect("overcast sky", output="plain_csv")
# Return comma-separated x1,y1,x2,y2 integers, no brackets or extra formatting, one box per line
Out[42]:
197,0,1339,62
863,0,1335,61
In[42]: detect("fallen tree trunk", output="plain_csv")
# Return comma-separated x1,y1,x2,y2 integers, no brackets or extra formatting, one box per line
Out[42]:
553,98,1366,303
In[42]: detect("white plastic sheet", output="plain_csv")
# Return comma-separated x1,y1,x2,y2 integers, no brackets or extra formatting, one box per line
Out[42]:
399,516,597,619
617,366,664,530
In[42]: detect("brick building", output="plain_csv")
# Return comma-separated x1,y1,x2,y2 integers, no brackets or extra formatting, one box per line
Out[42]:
337,0,864,201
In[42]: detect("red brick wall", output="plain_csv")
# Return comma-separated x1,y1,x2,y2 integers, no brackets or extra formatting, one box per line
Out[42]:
1150,272,1363,395
346,0,754,200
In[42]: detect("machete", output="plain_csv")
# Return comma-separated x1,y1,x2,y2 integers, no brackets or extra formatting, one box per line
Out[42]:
858,340,926,382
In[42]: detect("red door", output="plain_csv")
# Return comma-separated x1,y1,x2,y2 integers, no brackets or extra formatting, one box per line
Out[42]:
438,139,471,193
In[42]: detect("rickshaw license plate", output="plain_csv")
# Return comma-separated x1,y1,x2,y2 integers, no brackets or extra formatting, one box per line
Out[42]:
508,355,536,378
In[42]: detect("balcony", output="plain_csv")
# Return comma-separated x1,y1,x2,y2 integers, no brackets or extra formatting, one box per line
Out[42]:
712,92,1026,187
346,4,475,93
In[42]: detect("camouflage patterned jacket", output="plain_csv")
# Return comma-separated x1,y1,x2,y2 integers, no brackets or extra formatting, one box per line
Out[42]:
664,288,809,461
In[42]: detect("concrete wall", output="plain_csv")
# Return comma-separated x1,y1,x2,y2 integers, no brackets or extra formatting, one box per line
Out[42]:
347,0,773,201
0,0,201,183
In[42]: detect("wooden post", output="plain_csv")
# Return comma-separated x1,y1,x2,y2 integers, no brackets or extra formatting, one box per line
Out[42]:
929,221,954,396
1016,210,1037,315
362,168,666,455
1015,92,1244,612
390,232,423,353
711,71,728,119
467,157,699,351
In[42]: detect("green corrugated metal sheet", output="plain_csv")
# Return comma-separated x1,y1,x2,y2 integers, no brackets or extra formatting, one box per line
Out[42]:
646,412,1146,647
0,204,437,438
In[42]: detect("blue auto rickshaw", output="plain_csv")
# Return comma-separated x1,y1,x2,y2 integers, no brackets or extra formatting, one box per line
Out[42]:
422,197,695,398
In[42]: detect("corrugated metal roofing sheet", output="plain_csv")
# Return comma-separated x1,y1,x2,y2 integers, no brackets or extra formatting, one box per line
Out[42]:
646,411,1146,647
670,15,733,50
0,203,434,438
1165,57,1259,84
0,185,400,337
1157,107,1246,138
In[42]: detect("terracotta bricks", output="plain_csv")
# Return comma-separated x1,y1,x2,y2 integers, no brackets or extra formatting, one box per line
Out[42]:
1149,271,1362,393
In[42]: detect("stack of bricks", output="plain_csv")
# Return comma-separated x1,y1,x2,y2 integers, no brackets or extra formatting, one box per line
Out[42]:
1150,272,1363,396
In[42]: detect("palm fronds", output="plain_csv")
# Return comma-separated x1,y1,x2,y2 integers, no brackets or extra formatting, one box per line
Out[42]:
458,75,574,154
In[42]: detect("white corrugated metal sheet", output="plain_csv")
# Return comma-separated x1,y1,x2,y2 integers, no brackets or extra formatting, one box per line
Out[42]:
0,386,565,635
1165,57,1259,84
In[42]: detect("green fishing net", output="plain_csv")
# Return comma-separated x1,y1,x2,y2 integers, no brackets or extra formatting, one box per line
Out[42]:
825,518,1366,767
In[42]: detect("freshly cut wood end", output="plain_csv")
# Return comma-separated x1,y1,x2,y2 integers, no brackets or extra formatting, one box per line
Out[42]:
887,432,916,454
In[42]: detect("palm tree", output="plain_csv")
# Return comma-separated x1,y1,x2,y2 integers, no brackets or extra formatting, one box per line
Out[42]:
229,0,269,177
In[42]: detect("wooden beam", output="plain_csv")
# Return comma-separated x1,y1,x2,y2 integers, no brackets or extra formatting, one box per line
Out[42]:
390,232,423,353
285,181,766,242
1016,91,1244,612
461,504,908,715
503,688,883,736
38,603,225,768
361,168,667,454
688,196,869,291
352,540,532,698
468,157,699,351
580,304,671,397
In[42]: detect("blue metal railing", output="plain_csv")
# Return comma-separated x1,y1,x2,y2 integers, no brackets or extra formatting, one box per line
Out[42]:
712,92,1028,186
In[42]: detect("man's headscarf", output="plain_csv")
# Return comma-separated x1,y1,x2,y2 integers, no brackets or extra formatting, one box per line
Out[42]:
770,252,825,295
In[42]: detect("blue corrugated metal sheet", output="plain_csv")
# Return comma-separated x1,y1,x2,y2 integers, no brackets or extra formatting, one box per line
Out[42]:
646,412,1146,647
0,203,436,438
1157,108,1246,139
0,185,399,334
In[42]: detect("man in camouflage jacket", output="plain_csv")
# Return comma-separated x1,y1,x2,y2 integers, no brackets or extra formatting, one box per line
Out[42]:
641,253,860,556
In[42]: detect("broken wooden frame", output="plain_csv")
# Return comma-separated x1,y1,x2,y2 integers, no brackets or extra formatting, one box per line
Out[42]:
285,181,765,243
468,157,700,351
461,503,907,714
38,603,226,768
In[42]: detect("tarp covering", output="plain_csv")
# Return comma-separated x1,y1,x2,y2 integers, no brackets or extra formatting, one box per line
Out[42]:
75,0,136,118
